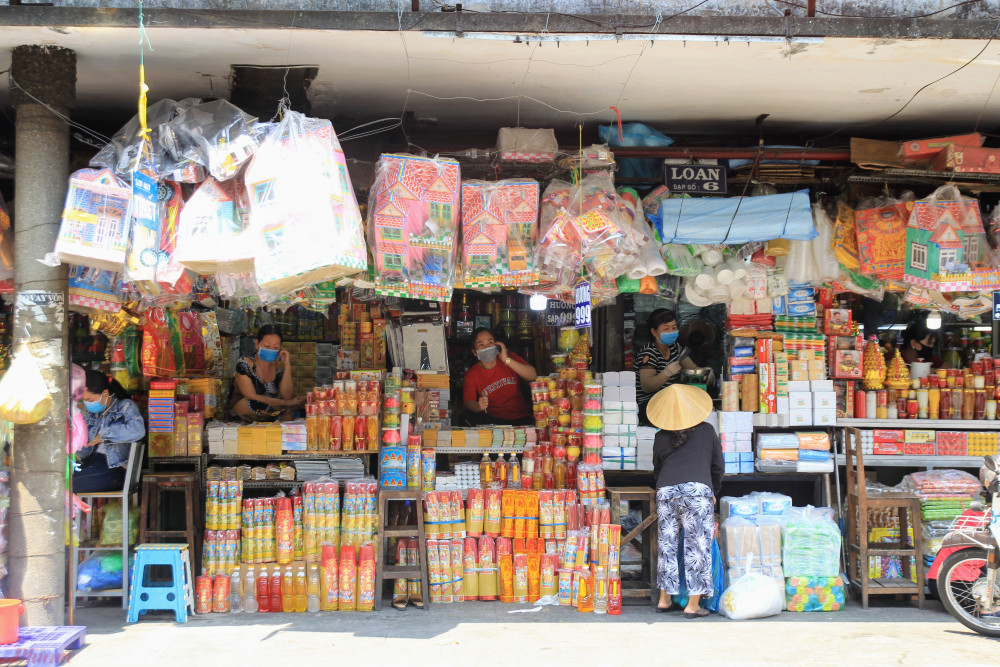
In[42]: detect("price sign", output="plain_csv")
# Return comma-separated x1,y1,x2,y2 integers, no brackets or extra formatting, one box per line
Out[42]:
545,300,574,327
994,292,1000,321
574,280,592,329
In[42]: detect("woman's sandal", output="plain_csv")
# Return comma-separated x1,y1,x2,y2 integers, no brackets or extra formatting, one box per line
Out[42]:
683,608,710,619
656,603,681,613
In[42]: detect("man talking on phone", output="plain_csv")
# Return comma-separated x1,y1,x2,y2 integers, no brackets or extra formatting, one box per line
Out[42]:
462,327,537,426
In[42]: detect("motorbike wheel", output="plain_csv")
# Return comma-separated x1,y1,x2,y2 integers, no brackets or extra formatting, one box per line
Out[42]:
938,548,1000,638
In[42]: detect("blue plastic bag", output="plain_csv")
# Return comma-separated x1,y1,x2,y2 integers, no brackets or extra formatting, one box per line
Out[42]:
77,551,133,592
598,122,673,180
672,533,724,612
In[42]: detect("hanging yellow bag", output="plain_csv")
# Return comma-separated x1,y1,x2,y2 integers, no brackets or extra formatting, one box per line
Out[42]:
832,201,860,270
0,344,52,424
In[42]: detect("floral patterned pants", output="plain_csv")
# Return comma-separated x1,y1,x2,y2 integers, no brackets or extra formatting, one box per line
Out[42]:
656,482,715,596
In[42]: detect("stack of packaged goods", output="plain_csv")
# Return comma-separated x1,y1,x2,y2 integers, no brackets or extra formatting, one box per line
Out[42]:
900,469,983,523
203,479,244,578
795,432,834,473
755,432,798,473
281,421,308,452
636,426,655,471
378,369,405,488
146,379,177,457
335,301,388,370
422,489,621,613
781,507,844,612
197,478,378,615
601,371,638,470
719,493,788,606
720,411,754,474
303,379,381,452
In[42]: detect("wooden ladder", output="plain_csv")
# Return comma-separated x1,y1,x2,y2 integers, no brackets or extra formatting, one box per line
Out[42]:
374,490,431,610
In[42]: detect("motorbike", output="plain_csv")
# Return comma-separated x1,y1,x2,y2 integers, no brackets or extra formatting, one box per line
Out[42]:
927,455,1000,637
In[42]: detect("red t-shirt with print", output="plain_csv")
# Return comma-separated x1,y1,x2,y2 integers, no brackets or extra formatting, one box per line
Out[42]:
463,353,530,421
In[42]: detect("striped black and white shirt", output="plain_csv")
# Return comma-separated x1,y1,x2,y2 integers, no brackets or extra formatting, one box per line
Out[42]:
636,341,681,407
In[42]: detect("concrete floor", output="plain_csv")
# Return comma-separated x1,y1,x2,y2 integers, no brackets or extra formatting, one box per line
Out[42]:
64,598,998,667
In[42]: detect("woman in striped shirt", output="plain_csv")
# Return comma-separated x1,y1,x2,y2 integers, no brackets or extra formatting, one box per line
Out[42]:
636,308,704,424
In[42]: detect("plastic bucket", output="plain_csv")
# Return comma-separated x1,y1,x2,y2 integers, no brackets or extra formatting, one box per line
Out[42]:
0,599,23,645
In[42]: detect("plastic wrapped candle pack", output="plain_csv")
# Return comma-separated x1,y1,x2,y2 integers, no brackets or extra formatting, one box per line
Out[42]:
367,153,461,302
478,536,498,600
460,179,540,288
338,545,357,611
54,168,132,271
243,111,367,295
463,537,480,600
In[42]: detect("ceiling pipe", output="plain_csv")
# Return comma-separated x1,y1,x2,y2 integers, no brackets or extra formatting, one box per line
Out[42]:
611,147,851,161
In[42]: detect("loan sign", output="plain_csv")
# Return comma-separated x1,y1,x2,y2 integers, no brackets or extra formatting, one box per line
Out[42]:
663,163,727,194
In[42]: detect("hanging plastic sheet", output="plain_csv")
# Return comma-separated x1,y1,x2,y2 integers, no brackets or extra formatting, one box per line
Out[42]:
598,122,673,179
650,190,817,245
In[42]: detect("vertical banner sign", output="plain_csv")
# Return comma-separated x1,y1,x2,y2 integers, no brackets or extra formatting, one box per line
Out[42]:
994,292,1000,321
574,280,592,329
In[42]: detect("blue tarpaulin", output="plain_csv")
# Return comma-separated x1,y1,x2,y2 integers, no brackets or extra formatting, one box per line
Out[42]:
650,189,817,245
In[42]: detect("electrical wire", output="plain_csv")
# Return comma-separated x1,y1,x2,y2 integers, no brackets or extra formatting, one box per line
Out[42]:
7,72,111,145
406,89,613,117
808,13,1000,144
772,0,986,19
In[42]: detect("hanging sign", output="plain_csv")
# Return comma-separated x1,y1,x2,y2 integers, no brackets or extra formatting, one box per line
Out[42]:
545,300,574,327
663,163,726,194
993,292,1000,321
574,280,592,329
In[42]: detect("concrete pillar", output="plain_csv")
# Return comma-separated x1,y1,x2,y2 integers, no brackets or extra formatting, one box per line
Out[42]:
9,45,76,626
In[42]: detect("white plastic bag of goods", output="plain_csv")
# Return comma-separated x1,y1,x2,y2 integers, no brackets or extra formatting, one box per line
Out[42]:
174,177,254,275
719,555,785,620
244,111,367,295
54,168,132,272
651,189,817,245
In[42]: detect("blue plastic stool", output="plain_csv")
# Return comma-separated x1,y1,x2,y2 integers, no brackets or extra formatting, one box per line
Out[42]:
127,543,195,623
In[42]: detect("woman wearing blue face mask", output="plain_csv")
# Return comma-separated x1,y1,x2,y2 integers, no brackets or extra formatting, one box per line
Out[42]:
74,370,146,493
636,308,702,425
231,325,305,422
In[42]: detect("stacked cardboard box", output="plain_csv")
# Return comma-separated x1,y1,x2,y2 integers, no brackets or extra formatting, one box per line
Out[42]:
147,380,177,458
720,411,754,474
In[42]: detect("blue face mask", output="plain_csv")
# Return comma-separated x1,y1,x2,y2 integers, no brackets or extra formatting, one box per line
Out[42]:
84,399,105,414
660,331,679,345
258,348,280,363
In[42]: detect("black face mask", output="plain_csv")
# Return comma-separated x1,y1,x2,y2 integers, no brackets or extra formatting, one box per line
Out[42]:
915,345,934,361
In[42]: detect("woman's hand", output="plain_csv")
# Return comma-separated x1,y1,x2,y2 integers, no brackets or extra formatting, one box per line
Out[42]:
665,361,681,377
284,396,306,408
478,394,489,413
87,435,101,448
497,341,510,364
279,349,291,368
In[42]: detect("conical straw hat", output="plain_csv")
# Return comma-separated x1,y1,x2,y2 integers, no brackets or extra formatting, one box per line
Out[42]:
646,384,713,431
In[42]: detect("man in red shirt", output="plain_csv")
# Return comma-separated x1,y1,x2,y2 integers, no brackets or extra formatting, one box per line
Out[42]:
462,328,538,425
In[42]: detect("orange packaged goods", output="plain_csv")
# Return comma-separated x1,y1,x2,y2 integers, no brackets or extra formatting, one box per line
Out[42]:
484,489,502,536
478,536,498,600
527,539,542,602
356,543,376,611
426,539,442,604
196,575,213,614
514,491,528,539
406,538,423,605
466,488,485,537
212,574,230,613
275,496,294,564
339,545,357,611
855,201,913,281
463,537,479,600
497,537,514,603
540,553,558,598
437,541,453,603
321,544,339,611
450,539,464,601
513,553,529,603
424,492,441,540
392,540,408,607
797,432,831,451
501,491,516,538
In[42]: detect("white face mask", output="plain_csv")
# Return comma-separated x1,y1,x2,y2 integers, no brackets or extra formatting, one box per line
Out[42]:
476,346,499,362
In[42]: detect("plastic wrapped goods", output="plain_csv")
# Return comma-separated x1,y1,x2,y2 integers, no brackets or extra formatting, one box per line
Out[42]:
175,178,254,275
161,99,265,182
855,199,913,281
68,265,122,314
244,111,367,294
785,575,845,612
721,516,782,568
0,344,52,424
368,154,461,302
781,507,841,577
77,552,131,592
460,179,540,288
54,169,132,271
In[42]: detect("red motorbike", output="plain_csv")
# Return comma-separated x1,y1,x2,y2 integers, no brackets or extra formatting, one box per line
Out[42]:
926,456,1000,637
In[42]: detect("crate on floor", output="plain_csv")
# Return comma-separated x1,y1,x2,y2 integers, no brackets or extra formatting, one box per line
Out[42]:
0,625,87,667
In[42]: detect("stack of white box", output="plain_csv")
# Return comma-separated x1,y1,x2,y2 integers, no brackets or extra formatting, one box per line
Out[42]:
636,426,656,470
719,411,754,474
222,425,239,455
206,422,225,455
602,371,639,470
780,379,836,427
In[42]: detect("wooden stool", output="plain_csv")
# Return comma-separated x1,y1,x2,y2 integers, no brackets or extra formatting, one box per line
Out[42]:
373,490,431,610
607,486,658,605
139,473,202,574
844,428,925,609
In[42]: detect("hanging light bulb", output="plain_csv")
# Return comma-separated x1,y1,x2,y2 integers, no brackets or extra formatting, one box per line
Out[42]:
926,311,942,330
529,294,547,311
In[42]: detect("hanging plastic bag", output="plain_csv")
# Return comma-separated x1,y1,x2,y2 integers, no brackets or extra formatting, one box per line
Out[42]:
0,344,52,424
832,201,860,270
140,307,177,378
54,169,132,272
811,204,840,283
160,99,265,182
98,501,139,546
598,122,673,179
175,177,254,274
719,554,784,620
855,197,914,281
77,551,132,592
69,363,88,453
460,179,540,288
784,240,821,285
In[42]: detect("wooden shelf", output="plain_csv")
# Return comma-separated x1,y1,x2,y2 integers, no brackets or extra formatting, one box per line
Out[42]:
207,451,377,461
835,454,984,468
